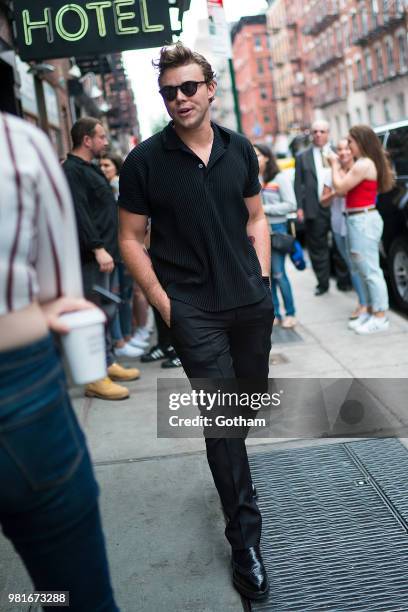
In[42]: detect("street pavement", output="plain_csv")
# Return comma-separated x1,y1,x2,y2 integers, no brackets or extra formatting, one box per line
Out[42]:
1,263,408,611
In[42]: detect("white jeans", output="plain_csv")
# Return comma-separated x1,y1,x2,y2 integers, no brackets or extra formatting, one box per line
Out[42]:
346,210,389,312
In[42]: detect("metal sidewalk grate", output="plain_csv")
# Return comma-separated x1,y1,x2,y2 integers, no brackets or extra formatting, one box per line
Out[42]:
272,327,304,345
248,439,408,611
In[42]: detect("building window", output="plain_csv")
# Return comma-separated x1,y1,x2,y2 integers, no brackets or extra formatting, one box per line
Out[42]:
368,104,376,125
383,98,392,122
342,20,350,48
339,66,347,98
356,107,363,122
365,51,373,86
264,114,270,123
371,0,379,24
375,46,384,81
352,14,358,40
361,9,369,35
254,35,262,51
335,115,341,137
260,86,268,100
257,59,264,74
397,33,408,72
356,59,364,88
385,39,395,75
268,57,273,71
346,112,352,128
347,65,354,92
397,92,406,119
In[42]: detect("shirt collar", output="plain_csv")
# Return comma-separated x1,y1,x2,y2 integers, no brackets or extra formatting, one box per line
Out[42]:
161,121,230,152
67,153,90,164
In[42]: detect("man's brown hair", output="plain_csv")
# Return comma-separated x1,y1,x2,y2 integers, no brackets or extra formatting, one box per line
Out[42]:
71,117,102,149
153,42,216,86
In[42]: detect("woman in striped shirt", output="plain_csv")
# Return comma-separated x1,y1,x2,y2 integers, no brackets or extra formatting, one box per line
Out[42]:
0,113,118,611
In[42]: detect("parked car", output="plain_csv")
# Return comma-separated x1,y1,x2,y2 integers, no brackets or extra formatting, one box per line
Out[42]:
374,120,408,312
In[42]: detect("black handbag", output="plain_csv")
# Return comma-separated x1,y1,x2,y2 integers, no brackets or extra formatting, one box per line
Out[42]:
271,232,296,254
271,219,296,254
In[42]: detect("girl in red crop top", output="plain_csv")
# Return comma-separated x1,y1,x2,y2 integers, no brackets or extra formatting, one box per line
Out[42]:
345,179,377,211
326,125,394,334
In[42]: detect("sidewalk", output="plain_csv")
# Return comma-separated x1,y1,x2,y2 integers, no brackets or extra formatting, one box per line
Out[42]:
1,265,407,611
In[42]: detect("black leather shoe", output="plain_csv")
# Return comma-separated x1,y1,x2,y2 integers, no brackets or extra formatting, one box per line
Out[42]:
232,545,269,600
161,355,182,369
314,286,329,296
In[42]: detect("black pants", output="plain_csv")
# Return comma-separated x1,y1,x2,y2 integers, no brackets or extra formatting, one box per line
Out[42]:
153,306,172,348
305,206,331,290
170,294,274,550
82,261,117,367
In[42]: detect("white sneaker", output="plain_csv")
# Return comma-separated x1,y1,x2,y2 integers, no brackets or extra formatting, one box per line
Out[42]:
138,325,152,339
354,315,390,335
114,343,144,358
348,313,370,330
128,330,149,348
129,336,149,349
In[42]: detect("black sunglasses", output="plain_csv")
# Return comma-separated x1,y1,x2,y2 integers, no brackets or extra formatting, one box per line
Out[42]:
159,80,207,102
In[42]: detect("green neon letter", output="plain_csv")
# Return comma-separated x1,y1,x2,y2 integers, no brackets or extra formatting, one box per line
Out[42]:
139,0,164,33
114,0,139,35
22,8,53,46
55,4,89,42
86,2,112,37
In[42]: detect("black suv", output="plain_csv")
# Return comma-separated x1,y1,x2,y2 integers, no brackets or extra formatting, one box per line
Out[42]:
375,120,408,312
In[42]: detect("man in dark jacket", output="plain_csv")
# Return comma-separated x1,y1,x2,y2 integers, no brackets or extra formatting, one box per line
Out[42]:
294,120,332,295
63,118,139,400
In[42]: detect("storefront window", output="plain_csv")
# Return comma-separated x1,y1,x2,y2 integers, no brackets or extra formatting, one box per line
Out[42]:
15,56,39,119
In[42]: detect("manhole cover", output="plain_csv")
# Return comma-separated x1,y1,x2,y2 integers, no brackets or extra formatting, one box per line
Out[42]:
249,438,408,611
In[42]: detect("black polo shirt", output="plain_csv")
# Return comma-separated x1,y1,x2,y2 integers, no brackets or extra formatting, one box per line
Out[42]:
118,122,267,312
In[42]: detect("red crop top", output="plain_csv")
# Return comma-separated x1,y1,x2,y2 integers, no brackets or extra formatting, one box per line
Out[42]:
346,180,377,210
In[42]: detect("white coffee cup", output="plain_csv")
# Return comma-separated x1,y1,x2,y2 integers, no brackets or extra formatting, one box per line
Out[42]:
59,308,107,385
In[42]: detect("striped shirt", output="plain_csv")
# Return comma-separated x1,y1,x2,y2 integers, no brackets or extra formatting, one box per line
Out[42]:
119,122,267,312
0,113,83,316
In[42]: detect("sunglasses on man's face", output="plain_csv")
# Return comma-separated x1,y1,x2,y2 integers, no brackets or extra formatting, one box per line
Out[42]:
159,80,207,102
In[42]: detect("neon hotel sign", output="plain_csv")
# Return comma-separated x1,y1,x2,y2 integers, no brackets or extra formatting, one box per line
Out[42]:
14,0,173,61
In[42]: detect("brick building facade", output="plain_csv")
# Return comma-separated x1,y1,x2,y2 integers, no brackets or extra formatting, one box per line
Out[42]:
231,15,277,142
266,0,313,135
266,0,408,141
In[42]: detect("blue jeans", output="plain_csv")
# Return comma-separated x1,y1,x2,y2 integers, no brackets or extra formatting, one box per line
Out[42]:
110,263,134,342
346,210,389,312
0,335,119,611
271,223,296,319
333,232,368,306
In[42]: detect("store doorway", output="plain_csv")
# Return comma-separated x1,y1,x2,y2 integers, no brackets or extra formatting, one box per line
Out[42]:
0,59,21,115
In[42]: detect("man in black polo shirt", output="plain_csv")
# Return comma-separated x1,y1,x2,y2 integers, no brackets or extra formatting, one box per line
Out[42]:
119,43,274,600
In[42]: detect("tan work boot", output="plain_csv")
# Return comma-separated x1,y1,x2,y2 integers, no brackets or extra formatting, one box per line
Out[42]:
107,362,140,382
85,377,129,400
